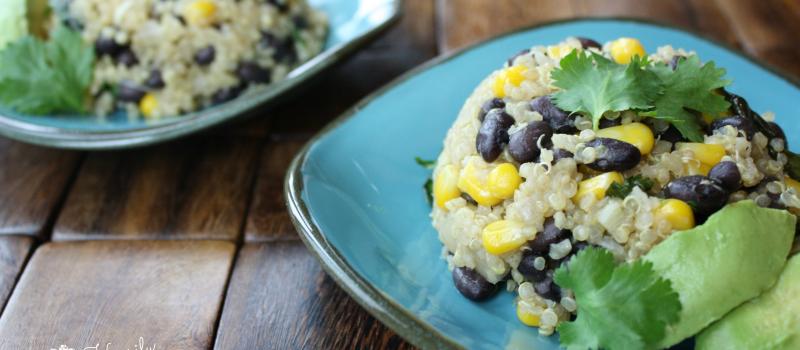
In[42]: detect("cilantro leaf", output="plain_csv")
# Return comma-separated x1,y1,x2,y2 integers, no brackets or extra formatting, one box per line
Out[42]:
423,178,433,205
606,175,654,199
0,25,94,114
551,51,662,129
415,157,436,170
648,56,730,142
554,247,681,350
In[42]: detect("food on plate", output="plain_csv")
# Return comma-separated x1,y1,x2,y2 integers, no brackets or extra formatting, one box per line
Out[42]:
0,0,327,118
697,253,800,350
0,0,28,49
427,36,800,347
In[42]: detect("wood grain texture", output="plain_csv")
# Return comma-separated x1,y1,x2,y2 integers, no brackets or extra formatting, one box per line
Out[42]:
714,0,800,78
0,137,80,237
214,243,415,350
53,136,260,241
437,0,740,52
0,236,33,315
268,0,439,136
245,139,306,242
0,240,235,350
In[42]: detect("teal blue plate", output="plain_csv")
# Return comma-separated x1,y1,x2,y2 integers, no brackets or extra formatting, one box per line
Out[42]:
0,0,400,149
285,19,800,350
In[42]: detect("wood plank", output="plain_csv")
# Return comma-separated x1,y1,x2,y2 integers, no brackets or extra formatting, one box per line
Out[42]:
268,0,439,136
53,136,259,241
437,0,740,52
245,139,306,242
0,137,80,237
0,236,33,315
437,0,580,52
713,0,800,78
0,240,235,350
214,243,415,350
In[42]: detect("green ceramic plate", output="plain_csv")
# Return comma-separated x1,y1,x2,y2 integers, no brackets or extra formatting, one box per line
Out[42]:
0,0,400,149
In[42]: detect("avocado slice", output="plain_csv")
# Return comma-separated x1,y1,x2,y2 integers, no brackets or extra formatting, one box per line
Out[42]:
696,253,800,349
642,201,796,348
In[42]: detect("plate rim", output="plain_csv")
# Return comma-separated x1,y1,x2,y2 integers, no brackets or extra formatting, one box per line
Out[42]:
284,17,800,350
0,0,403,150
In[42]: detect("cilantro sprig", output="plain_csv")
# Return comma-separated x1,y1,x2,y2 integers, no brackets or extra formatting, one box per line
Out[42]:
554,247,682,350
552,52,662,129
416,157,436,205
0,25,95,114
606,175,655,199
551,50,731,142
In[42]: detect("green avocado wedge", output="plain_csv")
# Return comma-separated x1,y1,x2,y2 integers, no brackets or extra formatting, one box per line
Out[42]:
696,254,800,350
642,201,796,348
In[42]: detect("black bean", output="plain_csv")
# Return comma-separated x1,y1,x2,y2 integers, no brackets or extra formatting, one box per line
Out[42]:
292,16,308,29
657,124,686,143
708,161,742,192
476,109,515,162
530,95,576,134
115,49,139,67
508,121,553,163
529,217,572,255
261,32,296,63
577,37,602,50
585,138,641,172
452,267,497,301
194,46,216,65
669,55,686,70
507,49,530,67
711,116,756,140
534,270,562,301
461,193,478,206
117,81,146,103
211,85,245,105
145,70,165,89
768,122,786,141
267,0,289,12
517,251,548,282
726,93,752,120
571,241,590,253
478,98,506,121
236,62,271,84
94,37,122,57
664,175,729,217
598,117,621,129
552,149,574,163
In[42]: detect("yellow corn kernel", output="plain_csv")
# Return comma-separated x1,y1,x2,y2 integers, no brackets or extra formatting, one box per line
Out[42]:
516,302,540,327
492,65,528,98
610,38,646,64
433,164,461,209
685,161,712,176
657,199,695,231
547,44,573,60
676,143,726,167
573,172,624,203
482,220,526,255
785,176,800,194
595,122,655,155
487,163,522,199
185,0,217,26
458,162,502,207
139,93,158,118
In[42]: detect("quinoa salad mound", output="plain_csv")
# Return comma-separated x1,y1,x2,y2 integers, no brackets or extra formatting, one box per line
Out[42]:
428,36,800,339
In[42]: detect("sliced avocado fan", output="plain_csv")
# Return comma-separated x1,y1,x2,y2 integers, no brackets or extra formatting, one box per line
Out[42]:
643,200,796,348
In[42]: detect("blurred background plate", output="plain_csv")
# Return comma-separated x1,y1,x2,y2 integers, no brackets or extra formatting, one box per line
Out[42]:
286,18,800,350
0,0,401,150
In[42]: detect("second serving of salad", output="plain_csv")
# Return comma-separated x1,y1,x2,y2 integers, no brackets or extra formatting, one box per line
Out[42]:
428,36,800,349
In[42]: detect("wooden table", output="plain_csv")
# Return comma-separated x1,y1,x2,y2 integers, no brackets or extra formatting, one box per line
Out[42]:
0,1,797,349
